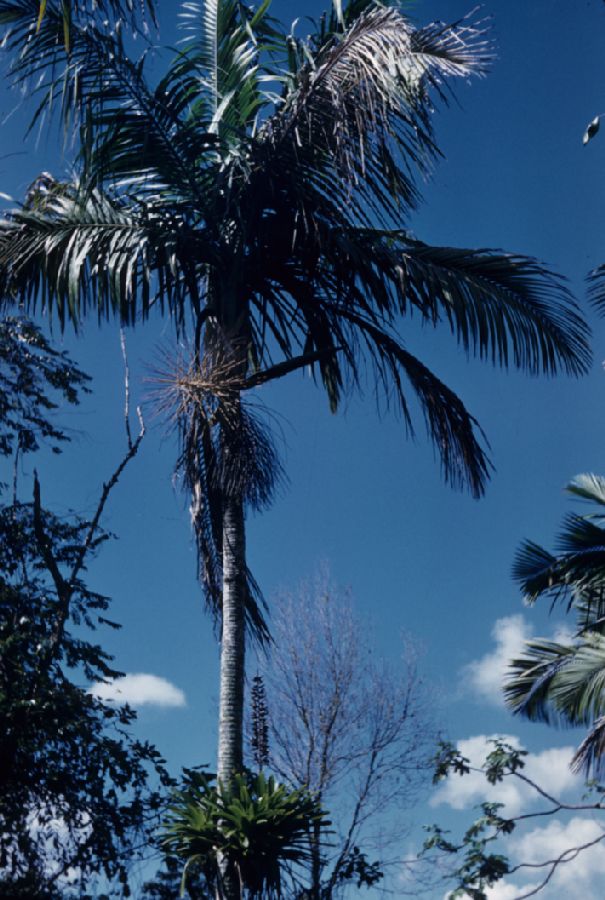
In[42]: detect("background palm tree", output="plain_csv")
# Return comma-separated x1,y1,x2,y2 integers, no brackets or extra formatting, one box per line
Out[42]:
508,474,605,778
0,0,592,865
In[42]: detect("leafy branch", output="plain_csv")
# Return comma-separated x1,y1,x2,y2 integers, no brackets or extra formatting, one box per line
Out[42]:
425,739,605,900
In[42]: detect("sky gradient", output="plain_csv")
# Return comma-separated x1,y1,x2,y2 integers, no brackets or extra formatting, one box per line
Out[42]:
3,1,605,895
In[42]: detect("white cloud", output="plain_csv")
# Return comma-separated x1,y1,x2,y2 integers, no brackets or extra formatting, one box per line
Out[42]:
484,882,542,899
462,615,531,706
524,745,579,798
433,733,605,899
431,735,580,816
462,615,574,707
481,817,605,899
88,673,186,708
510,817,605,888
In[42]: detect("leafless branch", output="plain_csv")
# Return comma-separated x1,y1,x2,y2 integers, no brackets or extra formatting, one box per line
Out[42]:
120,328,133,450
510,831,605,899
436,756,605,900
32,349,145,670
253,568,437,896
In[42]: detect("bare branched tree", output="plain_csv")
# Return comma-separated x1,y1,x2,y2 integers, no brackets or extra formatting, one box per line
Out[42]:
251,570,437,898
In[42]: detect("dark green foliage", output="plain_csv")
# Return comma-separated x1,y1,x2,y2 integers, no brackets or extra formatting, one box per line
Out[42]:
0,501,171,895
425,738,605,898
0,318,170,895
0,0,154,68
162,769,329,898
0,316,90,459
335,847,383,890
424,741,519,899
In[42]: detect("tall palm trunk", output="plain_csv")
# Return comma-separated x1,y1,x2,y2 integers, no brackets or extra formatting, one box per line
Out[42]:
216,488,247,900
217,490,246,783
216,272,248,898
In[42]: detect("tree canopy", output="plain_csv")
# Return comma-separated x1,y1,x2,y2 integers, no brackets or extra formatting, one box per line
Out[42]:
0,317,170,896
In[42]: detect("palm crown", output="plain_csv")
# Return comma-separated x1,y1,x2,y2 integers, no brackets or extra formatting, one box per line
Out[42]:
0,0,590,495
0,0,594,826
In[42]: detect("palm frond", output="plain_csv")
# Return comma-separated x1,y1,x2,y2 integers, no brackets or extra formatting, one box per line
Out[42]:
1,2,219,207
0,0,151,127
321,305,491,497
566,473,605,507
576,590,605,634
549,632,605,726
513,510,605,612
512,539,564,606
390,239,590,376
176,0,267,141
0,183,214,329
85,39,218,200
507,631,605,779
410,12,493,84
571,714,605,777
297,229,591,376
308,0,377,50
505,638,576,724
587,261,605,315
511,478,605,779
266,6,491,224
556,513,605,554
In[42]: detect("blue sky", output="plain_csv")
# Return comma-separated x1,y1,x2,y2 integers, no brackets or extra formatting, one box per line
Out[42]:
3,0,605,896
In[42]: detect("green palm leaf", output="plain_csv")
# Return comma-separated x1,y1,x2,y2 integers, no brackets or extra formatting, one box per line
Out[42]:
587,261,605,314
552,633,605,725
506,632,605,779
390,240,589,376
510,476,605,778
505,638,576,724
571,714,605,775
514,507,605,611
162,769,328,897
0,185,210,328
0,0,152,126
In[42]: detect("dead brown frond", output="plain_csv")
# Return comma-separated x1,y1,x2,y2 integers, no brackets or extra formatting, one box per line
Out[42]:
147,343,280,643
148,341,248,435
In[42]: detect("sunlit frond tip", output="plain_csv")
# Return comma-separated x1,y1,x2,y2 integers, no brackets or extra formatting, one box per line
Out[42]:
411,10,495,82
587,262,605,317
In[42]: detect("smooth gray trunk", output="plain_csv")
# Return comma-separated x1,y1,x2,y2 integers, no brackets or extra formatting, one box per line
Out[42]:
218,493,246,780
217,492,246,900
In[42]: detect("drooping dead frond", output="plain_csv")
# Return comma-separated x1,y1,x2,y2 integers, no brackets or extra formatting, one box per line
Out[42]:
150,344,281,642
151,341,247,431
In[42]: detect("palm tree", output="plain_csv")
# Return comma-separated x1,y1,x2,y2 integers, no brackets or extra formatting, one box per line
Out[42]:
0,0,591,847
508,474,605,778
